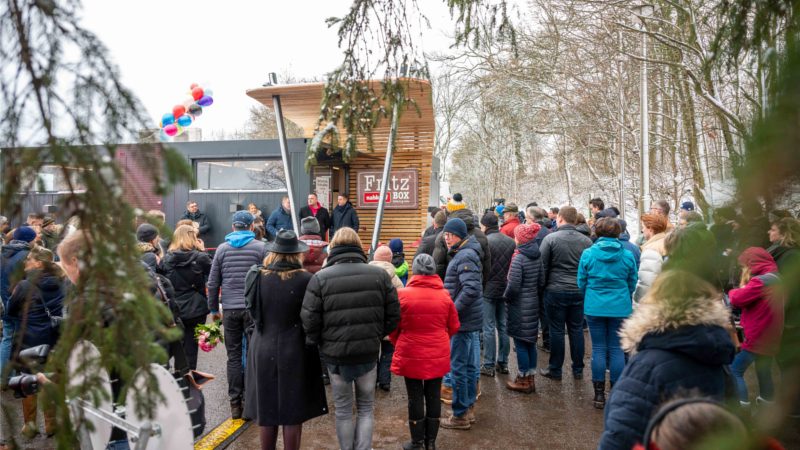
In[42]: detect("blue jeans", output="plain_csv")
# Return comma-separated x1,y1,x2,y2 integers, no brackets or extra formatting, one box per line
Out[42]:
544,291,585,376
730,349,775,403
514,339,537,376
1,319,20,380
482,298,509,369
442,332,481,387
585,315,626,383
450,331,478,417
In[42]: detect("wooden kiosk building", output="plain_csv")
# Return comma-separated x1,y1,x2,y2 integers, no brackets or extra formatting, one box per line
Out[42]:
246,79,436,265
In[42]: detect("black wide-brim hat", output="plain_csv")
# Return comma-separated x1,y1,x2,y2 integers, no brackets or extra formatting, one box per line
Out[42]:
265,229,309,254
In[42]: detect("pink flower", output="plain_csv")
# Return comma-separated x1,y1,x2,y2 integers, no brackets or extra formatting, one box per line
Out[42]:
215,338,221,344
198,335,206,343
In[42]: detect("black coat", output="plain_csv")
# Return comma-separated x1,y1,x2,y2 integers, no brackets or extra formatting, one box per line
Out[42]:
737,216,771,252
181,210,212,243
159,249,213,320
330,202,360,238
483,227,515,300
415,228,442,260
432,209,491,285
301,246,401,365
244,271,328,426
299,205,331,240
599,297,737,450
8,271,66,358
503,242,545,343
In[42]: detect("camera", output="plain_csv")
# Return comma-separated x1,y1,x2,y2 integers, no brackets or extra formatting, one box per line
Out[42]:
8,344,53,399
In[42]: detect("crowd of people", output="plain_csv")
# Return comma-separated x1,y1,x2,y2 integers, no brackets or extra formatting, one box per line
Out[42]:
0,191,798,450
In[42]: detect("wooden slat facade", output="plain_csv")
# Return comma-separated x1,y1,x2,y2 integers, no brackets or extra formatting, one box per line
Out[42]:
246,79,434,270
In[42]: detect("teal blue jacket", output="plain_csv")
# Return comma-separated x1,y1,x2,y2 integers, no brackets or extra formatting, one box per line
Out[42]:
578,237,638,318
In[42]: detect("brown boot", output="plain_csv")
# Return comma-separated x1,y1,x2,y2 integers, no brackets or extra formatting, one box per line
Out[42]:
527,375,536,393
440,385,453,405
441,414,470,430
44,406,56,437
21,395,38,438
466,405,476,424
506,375,531,394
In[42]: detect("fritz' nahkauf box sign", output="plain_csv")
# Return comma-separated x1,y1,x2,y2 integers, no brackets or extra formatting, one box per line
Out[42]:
356,168,419,210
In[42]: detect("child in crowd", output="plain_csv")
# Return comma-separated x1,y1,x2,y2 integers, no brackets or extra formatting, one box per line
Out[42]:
389,238,409,286
370,245,404,391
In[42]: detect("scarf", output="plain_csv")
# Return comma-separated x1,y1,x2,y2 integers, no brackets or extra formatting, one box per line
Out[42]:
327,243,365,260
266,260,303,272
336,202,350,214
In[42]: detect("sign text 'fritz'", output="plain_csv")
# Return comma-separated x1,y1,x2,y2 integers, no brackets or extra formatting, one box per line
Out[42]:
356,169,418,209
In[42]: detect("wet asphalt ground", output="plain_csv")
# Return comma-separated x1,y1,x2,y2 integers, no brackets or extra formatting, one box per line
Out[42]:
2,327,800,449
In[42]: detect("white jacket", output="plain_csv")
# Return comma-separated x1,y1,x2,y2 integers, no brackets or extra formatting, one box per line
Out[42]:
633,249,663,303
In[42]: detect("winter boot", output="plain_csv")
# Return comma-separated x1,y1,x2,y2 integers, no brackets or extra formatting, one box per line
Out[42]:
440,385,453,405
593,381,606,409
466,405,476,424
424,416,440,450
44,405,57,437
506,375,531,394
21,395,38,438
441,414,470,430
527,375,536,393
402,417,425,450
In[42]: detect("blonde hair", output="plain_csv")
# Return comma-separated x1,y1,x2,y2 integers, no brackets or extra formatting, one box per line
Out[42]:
57,230,89,264
329,227,362,248
176,219,194,228
261,252,304,280
168,225,201,252
28,246,65,279
739,266,752,288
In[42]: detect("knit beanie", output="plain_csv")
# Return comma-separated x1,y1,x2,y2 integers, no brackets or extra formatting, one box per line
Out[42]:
42,217,55,227
480,212,498,228
514,223,541,245
388,238,403,254
137,223,159,243
412,253,436,275
374,245,393,262
446,193,466,212
13,226,36,243
300,216,320,236
443,218,468,239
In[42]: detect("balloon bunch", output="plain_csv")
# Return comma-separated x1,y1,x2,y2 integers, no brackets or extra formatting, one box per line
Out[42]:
157,82,215,142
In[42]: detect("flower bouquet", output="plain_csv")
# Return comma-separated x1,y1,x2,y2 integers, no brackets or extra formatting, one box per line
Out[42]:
195,321,224,353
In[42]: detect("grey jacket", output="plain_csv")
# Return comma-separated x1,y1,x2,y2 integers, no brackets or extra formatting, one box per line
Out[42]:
207,239,269,311
540,224,593,292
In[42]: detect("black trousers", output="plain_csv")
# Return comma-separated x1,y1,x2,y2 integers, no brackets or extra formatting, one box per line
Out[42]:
404,377,442,420
378,340,395,385
222,309,252,404
539,296,550,346
182,315,207,371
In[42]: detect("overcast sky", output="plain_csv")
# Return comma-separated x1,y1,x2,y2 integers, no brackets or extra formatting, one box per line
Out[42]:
79,0,459,138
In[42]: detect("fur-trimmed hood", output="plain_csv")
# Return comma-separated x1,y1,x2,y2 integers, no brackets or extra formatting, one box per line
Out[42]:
136,242,156,254
620,293,732,357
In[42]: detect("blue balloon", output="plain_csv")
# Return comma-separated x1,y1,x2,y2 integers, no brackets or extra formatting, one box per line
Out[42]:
158,128,170,142
161,113,176,126
177,114,193,127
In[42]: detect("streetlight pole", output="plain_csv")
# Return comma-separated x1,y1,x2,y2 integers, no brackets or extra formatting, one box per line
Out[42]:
631,4,654,220
618,30,625,220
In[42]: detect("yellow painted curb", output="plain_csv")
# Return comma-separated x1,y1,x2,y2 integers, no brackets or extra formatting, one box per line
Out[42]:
194,418,247,450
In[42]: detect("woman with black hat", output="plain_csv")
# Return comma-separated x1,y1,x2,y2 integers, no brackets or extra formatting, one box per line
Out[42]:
244,230,328,450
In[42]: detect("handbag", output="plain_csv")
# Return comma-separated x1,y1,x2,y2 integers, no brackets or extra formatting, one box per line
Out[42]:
36,290,63,332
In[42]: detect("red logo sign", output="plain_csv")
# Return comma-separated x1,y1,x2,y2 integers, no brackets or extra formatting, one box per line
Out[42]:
364,192,391,203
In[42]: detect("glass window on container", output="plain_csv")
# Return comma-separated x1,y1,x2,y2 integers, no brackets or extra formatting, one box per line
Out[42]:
196,159,286,190
20,164,90,192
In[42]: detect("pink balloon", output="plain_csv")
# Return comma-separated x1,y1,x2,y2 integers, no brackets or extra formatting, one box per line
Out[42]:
164,124,178,137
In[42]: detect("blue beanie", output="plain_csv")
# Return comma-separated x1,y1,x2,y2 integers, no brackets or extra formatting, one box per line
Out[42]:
13,226,36,243
388,238,403,254
443,218,468,239
681,201,695,211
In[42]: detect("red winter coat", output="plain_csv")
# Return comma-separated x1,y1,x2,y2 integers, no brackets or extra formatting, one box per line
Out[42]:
299,235,328,274
389,275,460,380
500,217,521,238
729,247,784,356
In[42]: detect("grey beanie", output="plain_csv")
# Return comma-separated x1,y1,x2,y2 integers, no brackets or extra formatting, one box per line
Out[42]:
412,253,436,276
300,216,320,235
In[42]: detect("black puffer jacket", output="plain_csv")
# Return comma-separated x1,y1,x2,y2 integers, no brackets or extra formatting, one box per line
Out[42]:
160,249,213,320
433,209,491,285
301,245,401,365
503,241,545,343
483,227,515,300
414,228,442,260
540,224,593,292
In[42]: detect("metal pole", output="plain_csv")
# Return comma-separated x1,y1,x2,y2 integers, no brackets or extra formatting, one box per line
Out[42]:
272,95,299,235
640,28,650,217
370,92,401,254
618,30,626,220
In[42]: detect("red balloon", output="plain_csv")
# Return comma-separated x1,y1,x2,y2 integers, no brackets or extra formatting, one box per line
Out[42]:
172,104,186,119
191,87,204,101
190,83,199,90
